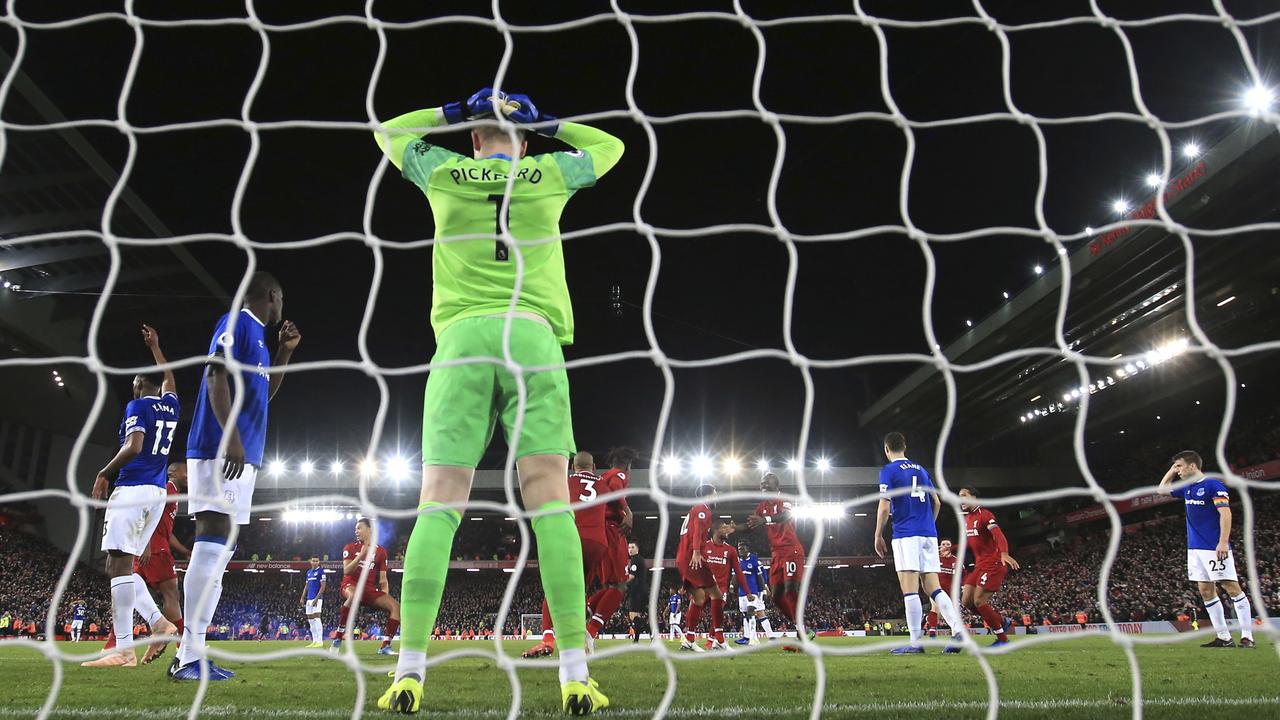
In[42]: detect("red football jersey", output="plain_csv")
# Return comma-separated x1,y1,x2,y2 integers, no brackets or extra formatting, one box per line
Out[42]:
147,481,179,554
702,538,750,593
939,553,957,576
963,507,1005,564
755,498,801,550
677,503,712,559
598,468,631,525
341,542,388,589
569,470,606,541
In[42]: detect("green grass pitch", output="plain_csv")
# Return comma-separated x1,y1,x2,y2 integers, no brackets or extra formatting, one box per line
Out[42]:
0,636,1276,719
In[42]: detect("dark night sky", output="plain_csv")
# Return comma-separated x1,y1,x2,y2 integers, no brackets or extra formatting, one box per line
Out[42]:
4,0,1277,468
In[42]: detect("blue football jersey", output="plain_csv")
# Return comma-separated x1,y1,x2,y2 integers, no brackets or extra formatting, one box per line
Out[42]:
879,458,937,539
738,552,765,595
187,309,271,467
72,604,86,620
305,567,325,600
115,392,180,488
668,594,681,614
1171,477,1231,551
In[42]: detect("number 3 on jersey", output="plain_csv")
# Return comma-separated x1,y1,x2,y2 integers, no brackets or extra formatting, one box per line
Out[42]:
577,476,597,503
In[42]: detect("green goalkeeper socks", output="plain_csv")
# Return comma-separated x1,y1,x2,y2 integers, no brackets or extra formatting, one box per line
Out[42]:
400,502,461,654
531,501,586,651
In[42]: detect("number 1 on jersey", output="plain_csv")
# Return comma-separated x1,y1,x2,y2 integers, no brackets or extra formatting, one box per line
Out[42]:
487,194,511,261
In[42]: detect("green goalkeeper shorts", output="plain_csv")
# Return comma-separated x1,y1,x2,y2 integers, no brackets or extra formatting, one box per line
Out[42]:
422,315,575,467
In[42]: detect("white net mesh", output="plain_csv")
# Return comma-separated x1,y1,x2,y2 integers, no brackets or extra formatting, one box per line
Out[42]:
0,1,1278,719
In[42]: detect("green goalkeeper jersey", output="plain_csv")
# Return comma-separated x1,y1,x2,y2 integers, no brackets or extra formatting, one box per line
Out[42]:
374,107,624,345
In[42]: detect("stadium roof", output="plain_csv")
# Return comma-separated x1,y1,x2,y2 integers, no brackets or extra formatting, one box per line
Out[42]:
859,120,1280,452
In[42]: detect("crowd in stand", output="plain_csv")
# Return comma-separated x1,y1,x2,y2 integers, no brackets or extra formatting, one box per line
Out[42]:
5,488,1276,640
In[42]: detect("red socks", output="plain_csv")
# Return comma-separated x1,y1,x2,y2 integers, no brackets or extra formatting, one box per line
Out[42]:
586,587,623,638
977,604,1007,641
710,598,725,644
382,618,399,648
684,602,704,643
774,590,796,622
175,617,184,648
925,611,938,636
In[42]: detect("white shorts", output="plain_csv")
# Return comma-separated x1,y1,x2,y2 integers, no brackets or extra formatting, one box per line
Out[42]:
305,598,323,615
71,619,83,630
891,536,941,574
187,458,259,525
738,594,764,614
1187,549,1238,583
668,613,681,626
100,484,167,556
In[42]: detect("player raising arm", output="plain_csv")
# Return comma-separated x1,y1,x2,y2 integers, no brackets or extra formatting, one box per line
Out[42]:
1158,451,1255,648
701,520,755,650
873,432,965,654
83,325,180,668
373,88,623,716
172,273,300,681
746,473,812,642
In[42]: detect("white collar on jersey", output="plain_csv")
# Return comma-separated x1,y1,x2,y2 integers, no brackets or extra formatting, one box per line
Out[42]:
241,307,265,326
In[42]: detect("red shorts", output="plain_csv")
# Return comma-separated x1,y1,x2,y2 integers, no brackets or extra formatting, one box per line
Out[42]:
341,584,387,607
134,549,177,586
677,551,716,590
771,546,805,584
599,524,629,585
962,563,1007,592
581,538,607,586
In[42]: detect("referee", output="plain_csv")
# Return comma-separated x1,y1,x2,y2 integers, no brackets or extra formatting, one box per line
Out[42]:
624,542,650,643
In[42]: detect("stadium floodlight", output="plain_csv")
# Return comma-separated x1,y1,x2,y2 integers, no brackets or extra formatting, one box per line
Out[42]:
1070,389,1081,399
815,457,832,473
1084,226,1093,236
1111,199,1129,214
329,460,344,475
1020,415,1027,423
1182,142,1200,158
1033,264,1044,275
1242,84,1275,114
1216,295,1236,307
792,504,844,520
300,459,314,476
721,455,742,477
1145,173,1162,188
1002,291,1009,300
690,454,714,479
964,319,973,328
386,455,412,482
268,459,286,477
1062,393,1072,402
359,457,377,477
785,457,802,473
661,455,682,476
754,458,771,473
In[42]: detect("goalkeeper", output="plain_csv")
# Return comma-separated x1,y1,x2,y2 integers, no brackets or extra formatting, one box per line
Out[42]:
372,88,623,716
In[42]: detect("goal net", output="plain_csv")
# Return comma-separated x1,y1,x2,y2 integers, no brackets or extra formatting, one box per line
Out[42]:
0,2,1277,719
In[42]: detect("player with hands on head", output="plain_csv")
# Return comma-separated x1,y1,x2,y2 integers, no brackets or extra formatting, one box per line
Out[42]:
373,87,623,715
1157,451,1255,648
171,272,300,681
83,324,180,668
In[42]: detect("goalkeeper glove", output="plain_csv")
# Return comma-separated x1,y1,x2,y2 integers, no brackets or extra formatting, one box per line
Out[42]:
442,87,516,124
504,93,560,137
